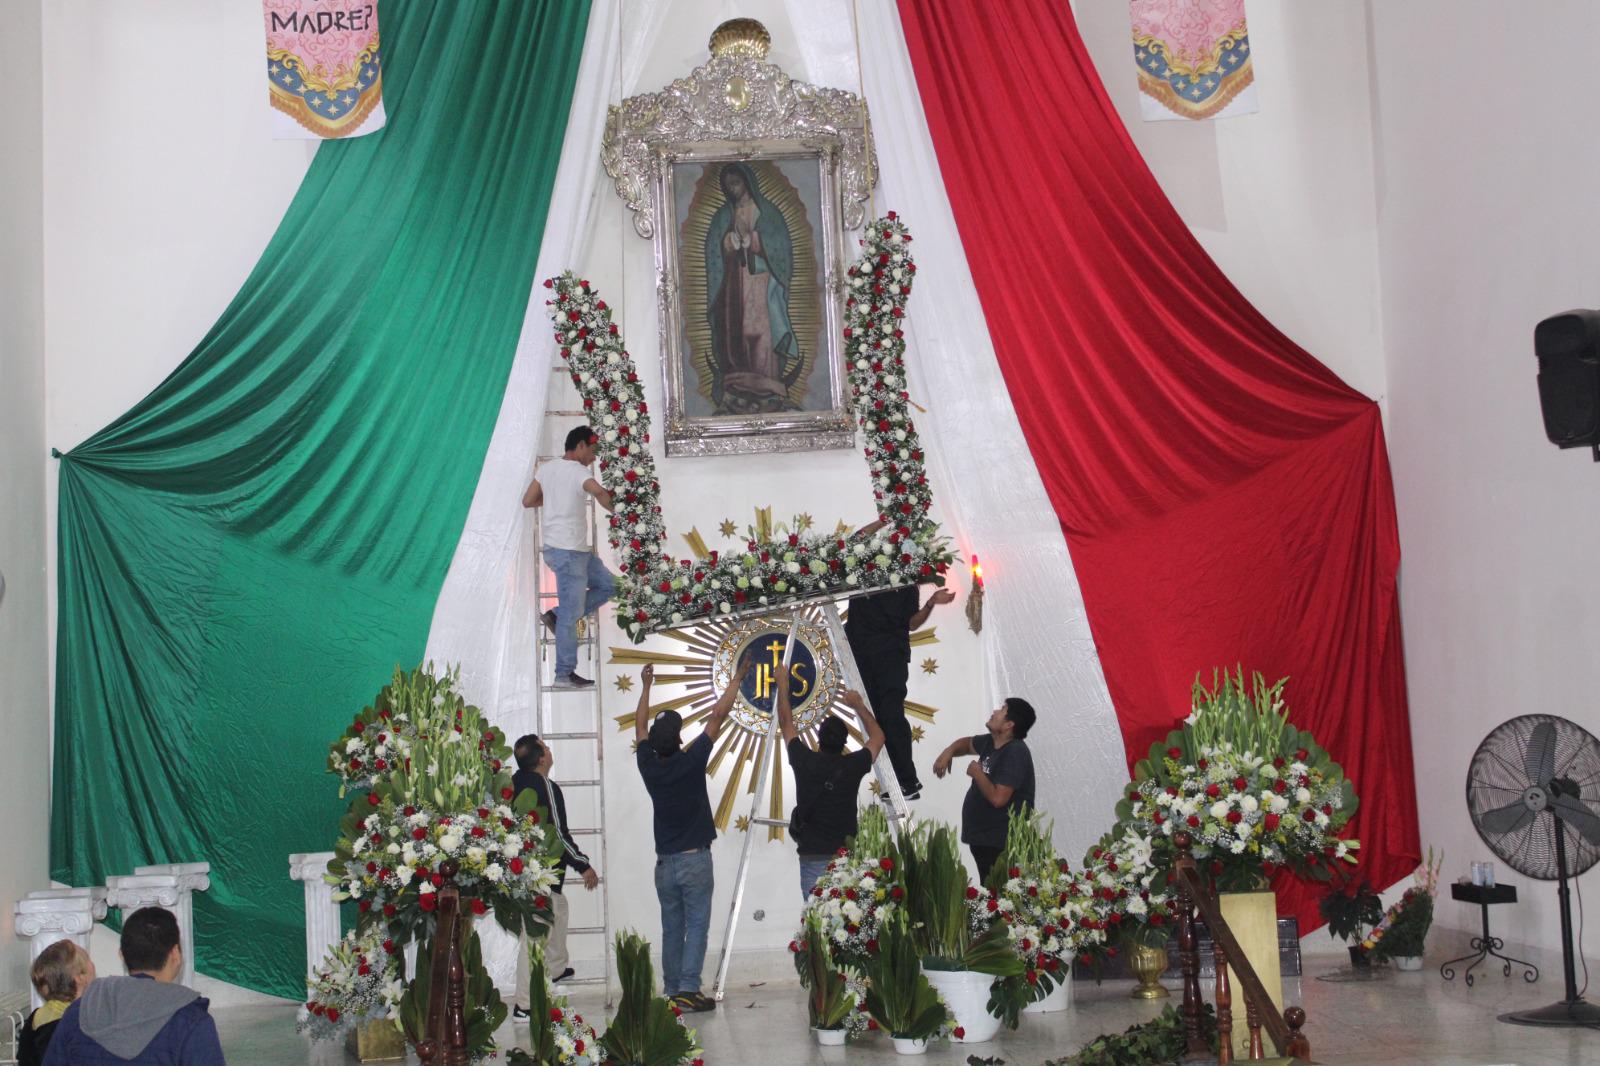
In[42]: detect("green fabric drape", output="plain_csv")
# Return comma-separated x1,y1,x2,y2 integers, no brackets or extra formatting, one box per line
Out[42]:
52,0,591,998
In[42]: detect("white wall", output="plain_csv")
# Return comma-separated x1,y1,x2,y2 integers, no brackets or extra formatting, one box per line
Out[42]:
0,0,49,1006
1072,0,1388,403
1367,0,1600,957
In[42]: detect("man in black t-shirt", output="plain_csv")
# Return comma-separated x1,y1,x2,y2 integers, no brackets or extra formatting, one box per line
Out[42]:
632,659,749,1014
844,571,956,799
932,697,1038,883
777,675,885,898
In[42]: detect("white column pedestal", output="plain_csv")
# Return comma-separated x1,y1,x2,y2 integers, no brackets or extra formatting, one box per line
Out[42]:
105,863,209,989
288,852,341,1010
14,895,101,1010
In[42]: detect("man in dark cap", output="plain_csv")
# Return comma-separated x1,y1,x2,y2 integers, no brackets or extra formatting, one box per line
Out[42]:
632,657,751,1013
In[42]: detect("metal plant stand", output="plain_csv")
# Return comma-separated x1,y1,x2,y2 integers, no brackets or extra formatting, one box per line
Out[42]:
1440,882,1539,987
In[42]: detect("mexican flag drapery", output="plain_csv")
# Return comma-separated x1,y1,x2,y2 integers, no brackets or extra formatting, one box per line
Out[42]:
52,0,592,997
52,0,1416,996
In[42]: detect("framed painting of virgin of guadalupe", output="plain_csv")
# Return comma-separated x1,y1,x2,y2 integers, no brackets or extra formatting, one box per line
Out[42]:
599,23,877,456
653,145,853,456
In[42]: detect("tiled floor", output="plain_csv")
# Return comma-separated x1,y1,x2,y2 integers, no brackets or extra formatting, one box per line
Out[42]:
215,946,1600,1065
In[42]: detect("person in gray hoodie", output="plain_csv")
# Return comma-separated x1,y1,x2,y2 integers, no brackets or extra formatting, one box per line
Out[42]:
43,907,225,1066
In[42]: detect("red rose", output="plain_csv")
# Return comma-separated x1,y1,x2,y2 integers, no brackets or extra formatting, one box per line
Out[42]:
1226,811,1242,824
470,898,487,916
502,787,515,800
1302,809,1317,822
866,938,879,953
879,857,894,871
419,895,436,912
1264,813,1281,830
953,1026,966,1038
412,827,427,840
1296,748,1309,761
510,857,525,875
1186,815,1201,828
326,1008,340,1023
357,899,371,913
368,793,380,807
1166,746,1182,759
1009,866,1021,878
352,721,366,734
891,886,904,900
966,886,980,900
1205,783,1221,798
382,903,396,917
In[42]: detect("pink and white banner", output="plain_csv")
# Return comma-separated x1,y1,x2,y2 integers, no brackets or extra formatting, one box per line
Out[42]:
1130,0,1258,121
264,0,386,139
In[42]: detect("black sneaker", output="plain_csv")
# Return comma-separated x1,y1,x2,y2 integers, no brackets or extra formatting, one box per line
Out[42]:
540,609,557,631
903,787,922,801
512,1005,530,1021
552,967,575,983
673,991,716,1013
564,672,594,688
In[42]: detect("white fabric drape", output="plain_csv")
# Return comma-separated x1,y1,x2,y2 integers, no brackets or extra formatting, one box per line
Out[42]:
787,0,1132,866
420,0,623,989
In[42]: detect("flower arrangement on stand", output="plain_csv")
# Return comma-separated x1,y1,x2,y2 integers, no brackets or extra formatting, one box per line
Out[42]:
598,931,703,1066
1114,668,1360,892
796,914,857,1045
1362,849,1443,968
540,214,955,642
297,927,404,1040
313,664,566,1063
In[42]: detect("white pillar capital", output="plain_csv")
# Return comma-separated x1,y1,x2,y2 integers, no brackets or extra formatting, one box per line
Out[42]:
28,887,109,921
107,866,209,989
14,896,100,1010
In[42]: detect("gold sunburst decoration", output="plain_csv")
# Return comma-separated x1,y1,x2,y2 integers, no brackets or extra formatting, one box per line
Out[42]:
610,603,941,840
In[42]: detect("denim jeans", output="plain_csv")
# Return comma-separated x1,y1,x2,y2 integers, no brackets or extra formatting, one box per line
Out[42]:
542,547,616,677
798,855,831,901
654,849,714,996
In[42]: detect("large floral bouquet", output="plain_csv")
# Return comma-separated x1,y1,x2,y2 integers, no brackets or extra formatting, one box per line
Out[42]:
989,813,1111,988
297,927,403,1040
325,665,507,796
542,214,955,641
1115,668,1359,892
1082,829,1177,952
508,944,602,1066
327,667,564,945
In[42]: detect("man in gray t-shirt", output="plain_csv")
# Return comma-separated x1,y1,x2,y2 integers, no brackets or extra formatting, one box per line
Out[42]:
932,697,1038,884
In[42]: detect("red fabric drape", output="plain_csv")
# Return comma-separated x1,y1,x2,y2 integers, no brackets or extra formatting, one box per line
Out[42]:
898,0,1420,927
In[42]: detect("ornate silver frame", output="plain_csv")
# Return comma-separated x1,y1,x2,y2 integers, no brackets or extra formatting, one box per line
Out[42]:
601,24,877,458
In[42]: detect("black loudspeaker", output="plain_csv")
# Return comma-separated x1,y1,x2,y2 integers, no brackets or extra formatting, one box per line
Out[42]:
1534,309,1600,458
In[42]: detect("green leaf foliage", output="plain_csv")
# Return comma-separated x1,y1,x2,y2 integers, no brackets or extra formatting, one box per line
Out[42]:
601,931,696,1066
863,912,950,1040
800,916,854,1030
1041,1003,1217,1066
398,924,505,1062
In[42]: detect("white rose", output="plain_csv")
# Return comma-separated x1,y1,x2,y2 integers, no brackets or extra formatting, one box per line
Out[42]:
1294,787,1311,804
419,881,436,896
1209,801,1230,820
345,738,364,754
439,832,463,854
466,846,487,865
1240,795,1259,813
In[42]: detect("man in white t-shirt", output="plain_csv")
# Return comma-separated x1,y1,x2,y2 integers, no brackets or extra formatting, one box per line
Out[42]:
522,426,616,688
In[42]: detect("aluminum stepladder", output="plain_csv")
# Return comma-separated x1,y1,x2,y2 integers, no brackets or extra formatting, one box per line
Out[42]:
533,384,614,1006
710,596,914,1001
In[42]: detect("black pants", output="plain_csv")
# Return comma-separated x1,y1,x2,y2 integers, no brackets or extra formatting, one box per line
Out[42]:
970,845,1002,885
854,651,920,792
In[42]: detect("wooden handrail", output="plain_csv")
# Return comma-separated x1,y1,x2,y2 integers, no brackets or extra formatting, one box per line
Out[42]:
416,860,469,1066
1171,833,1311,1062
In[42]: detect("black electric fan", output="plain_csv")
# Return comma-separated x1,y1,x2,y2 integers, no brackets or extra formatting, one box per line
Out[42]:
1467,714,1600,1027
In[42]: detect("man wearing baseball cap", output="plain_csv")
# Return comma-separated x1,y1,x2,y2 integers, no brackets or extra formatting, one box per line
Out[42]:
631,657,751,1012
522,425,616,688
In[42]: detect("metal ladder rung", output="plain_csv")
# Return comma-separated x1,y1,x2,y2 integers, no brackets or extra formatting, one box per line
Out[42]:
555,779,601,788
566,925,608,935
750,817,788,828
558,976,607,987
542,731,600,740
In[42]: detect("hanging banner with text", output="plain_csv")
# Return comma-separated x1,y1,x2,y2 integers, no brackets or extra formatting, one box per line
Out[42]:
264,0,385,139
1129,0,1258,121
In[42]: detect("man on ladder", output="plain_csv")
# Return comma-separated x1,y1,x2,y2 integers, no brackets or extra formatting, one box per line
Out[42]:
522,425,616,688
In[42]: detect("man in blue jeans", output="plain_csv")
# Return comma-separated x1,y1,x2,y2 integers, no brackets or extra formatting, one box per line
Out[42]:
632,657,750,1012
523,425,616,688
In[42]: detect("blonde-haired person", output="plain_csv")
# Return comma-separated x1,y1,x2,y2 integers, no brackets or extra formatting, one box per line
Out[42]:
20,940,96,1066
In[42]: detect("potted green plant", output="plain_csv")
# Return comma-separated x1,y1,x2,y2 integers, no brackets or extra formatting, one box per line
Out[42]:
863,912,951,1055
798,915,854,1045
1365,850,1442,970
1319,879,1383,968
900,821,1022,1043
599,931,702,1066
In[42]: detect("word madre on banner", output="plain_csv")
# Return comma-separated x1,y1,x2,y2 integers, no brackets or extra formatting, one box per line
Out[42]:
264,0,386,140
